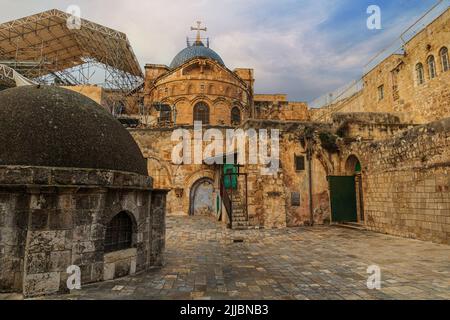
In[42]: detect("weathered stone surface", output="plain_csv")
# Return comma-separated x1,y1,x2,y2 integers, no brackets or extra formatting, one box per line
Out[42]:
0,85,147,175
43,216,450,300
0,169,166,297
104,248,137,264
23,272,60,297
339,117,450,244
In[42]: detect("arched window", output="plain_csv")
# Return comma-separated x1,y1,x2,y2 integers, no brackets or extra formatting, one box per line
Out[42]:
193,102,210,124
159,104,172,123
104,212,133,253
231,107,241,125
345,155,362,175
440,47,449,72
416,63,425,85
427,55,436,79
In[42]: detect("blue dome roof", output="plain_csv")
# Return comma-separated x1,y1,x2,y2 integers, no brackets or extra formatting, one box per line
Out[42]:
170,43,225,69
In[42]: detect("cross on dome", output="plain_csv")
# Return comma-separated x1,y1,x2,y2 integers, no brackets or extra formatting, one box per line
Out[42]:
191,21,207,45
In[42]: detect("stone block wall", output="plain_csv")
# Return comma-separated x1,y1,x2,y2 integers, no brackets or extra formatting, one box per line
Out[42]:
340,117,450,244
0,189,29,292
0,166,166,297
311,8,450,124
241,121,332,228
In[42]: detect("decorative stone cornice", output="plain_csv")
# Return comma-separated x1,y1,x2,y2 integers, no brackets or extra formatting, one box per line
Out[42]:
0,166,153,190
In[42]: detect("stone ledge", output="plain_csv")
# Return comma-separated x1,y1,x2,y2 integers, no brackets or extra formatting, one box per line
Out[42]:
0,166,153,190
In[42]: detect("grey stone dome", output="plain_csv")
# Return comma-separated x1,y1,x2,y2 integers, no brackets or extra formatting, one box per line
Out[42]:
0,85,147,175
170,43,225,69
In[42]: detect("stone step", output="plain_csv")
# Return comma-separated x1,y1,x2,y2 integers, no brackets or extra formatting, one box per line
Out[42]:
333,222,366,231
232,223,249,230
232,226,250,230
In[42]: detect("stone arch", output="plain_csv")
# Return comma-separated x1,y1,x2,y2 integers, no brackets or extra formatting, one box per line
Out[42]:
104,210,138,252
189,177,214,216
183,169,215,213
191,95,213,105
345,154,362,175
173,96,189,105
212,96,227,104
146,156,173,189
160,97,173,105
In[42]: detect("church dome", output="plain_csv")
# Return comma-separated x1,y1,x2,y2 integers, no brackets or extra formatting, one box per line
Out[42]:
170,43,225,69
0,85,147,175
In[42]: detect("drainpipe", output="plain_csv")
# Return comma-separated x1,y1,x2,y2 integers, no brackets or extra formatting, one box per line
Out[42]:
307,144,314,226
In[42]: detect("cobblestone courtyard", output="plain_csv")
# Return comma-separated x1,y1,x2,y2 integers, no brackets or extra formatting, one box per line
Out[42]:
4,215,449,300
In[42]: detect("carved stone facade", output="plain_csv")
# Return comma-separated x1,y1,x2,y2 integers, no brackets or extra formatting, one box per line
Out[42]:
144,60,253,127
126,12,449,244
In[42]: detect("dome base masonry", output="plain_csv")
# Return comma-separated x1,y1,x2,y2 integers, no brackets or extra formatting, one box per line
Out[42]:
0,85,168,297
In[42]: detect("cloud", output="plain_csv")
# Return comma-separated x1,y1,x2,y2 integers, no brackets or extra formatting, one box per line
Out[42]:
0,0,440,101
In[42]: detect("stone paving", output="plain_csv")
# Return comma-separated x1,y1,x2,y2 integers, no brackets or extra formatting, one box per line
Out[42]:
7,215,450,300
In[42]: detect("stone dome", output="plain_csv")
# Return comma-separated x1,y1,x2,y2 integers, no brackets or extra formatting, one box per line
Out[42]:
0,85,147,175
170,43,225,69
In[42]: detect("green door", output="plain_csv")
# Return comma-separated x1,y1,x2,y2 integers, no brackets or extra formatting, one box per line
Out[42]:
328,176,357,222
223,164,237,189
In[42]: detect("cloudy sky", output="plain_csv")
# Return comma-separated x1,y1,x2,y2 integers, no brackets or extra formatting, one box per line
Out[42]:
0,0,444,102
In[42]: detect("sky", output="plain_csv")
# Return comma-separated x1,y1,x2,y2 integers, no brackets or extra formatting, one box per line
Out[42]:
0,0,445,102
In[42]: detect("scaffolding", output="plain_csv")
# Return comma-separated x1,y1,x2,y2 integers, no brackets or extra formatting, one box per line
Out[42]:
0,9,144,113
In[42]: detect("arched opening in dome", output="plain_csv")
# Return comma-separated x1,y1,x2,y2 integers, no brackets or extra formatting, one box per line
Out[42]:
231,107,241,125
104,211,136,253
193,102,210,124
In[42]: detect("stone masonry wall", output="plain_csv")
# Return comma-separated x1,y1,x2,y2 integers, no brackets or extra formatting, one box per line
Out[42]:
340,117,450,244
0,166,165,297
311,9,450,124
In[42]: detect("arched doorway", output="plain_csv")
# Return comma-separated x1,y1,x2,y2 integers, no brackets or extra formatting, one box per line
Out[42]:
345,155,364,222
189,178,214,216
